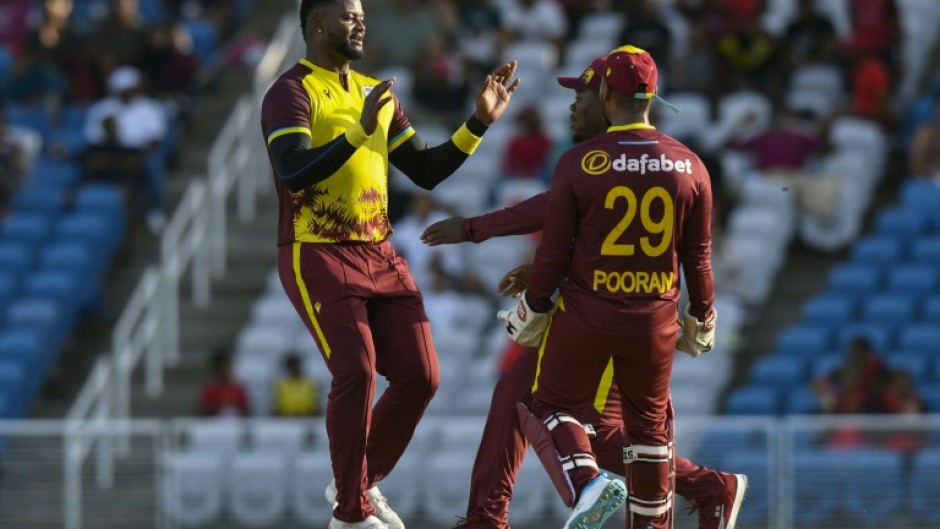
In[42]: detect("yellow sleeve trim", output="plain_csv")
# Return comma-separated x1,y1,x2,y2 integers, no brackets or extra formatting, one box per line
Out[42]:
388,127,416,152
267,126,312,145
451,123,483,155
345,121,371,148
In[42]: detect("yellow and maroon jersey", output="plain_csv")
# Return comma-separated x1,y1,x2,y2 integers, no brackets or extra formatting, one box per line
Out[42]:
526,124,714,335
261,59,414,245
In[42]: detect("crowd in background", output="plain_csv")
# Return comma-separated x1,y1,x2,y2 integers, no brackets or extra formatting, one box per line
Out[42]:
0,0,258,231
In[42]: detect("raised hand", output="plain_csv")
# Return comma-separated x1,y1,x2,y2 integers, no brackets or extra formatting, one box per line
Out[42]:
474,61,521,125
420,216,465,246
497,264,532,298
360,77,395,135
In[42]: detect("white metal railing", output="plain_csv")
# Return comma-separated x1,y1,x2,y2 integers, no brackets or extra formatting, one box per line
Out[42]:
48,11,301,529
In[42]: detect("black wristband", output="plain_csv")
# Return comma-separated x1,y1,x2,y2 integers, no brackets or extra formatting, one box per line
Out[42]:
467,114,489,136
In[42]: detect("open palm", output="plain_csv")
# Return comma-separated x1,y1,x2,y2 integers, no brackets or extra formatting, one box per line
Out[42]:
474,61,522,125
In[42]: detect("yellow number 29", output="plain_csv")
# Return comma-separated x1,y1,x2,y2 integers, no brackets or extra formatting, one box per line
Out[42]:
601,186,674,257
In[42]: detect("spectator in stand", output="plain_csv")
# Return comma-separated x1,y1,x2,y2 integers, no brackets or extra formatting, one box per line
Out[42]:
849,54,893,127
88,0,150,85
730,109,823,172
0,105,42,177
843,0,900,68
363,0,441,70
84,66,168,233
411,35,471,127
715,13,780,94
908,98,940,178
813,338,890,414
783,0,839,68
22,0,98,103
391,193,464,291
618,0,673,77
273,354,322,417
501,105,552,179
0,0,32,50
498,0,568,67
880,369,923,414
199,347,250,417
141,23,203,103
80,115,146,211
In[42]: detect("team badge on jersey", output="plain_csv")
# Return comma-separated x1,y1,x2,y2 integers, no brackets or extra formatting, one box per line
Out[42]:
363,85,373,96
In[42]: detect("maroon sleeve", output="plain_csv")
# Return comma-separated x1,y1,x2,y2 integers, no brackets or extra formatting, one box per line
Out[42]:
680,156,715,320
260,71,312,141
388,92,413,142
460,192,550,243
524,161,578,312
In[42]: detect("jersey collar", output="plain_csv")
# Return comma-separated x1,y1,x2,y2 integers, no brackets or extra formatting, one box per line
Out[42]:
607,123,656,132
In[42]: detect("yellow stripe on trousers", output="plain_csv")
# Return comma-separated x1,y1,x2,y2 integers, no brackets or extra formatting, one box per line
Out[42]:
293,242,331,358
531,297,564,394
593,359,615,414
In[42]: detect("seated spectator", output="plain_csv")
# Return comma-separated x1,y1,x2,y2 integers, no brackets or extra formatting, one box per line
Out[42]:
879,369,923,414
19,0,97,103
410,35,470,126
199,347,250,417
842,0,900,65
88,0,149,74
909,98,940,179
502,105,552,179
813,338,890,416
731,109,823,172
273,354,321,417
84,66,168,232
715,14,780,93
141,23,202,104
391,193,464,290
783,0,839,68
849,54,893,127
80,115,146,212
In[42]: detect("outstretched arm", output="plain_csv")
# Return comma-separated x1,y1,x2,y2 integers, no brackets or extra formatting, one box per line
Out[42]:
389,61,521,190
420,192,550,245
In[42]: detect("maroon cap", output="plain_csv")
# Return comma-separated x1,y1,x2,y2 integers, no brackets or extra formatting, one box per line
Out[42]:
556,56,607,91
602,45,679,113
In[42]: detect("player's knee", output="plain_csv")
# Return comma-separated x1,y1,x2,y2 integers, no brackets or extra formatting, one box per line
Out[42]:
393,368,439,400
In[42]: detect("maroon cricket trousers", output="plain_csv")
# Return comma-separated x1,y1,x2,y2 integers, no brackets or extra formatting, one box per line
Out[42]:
279,240,440,523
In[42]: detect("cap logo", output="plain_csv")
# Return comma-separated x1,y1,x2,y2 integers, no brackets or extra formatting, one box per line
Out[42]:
610,45,647,55
581,150,612,175
581,67,595,85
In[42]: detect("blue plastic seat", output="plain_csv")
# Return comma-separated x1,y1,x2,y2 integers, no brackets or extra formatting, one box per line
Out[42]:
836,323,893,352
826,264,880,295
776,325,831,357
6,104,52,136
0,44,12,81
801,295,855,325
0,241,33,277
885,353,931,382
11,186,68,219
901,179,940,214
1,213,53,245
862,294,917,324
0,360,29,417
38,243,95,277
909,237,940,265
792,450,842,525
725,386,781,415
850,237,904,266
923,297,940,320
54,212,118,256
32,159,80,188
0,330,50,389
749,356,806,389
6,298,67,337
785,387,821,414
910,449,940,523
886,265,938,294
873,208,929,239
74,183,125,218
23,271,82,313
918,385,940,412
896,325,940,356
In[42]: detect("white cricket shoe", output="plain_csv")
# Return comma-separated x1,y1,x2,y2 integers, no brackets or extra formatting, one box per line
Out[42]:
564,473,627,529
325,479,405,529
329,515,388,529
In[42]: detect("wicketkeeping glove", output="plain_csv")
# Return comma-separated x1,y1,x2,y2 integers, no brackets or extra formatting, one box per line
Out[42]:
497,294,550,347
676,304,717,358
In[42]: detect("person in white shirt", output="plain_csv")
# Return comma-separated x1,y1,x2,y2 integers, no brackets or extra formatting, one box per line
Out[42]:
84,66,168,233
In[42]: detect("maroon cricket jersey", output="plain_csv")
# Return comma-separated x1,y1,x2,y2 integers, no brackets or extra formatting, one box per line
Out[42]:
526,124,714,335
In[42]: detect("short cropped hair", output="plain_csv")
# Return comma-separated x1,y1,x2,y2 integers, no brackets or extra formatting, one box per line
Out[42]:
300,0,337,39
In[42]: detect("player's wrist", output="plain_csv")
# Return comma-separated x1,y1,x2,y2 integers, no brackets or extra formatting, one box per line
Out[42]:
468,113,491,132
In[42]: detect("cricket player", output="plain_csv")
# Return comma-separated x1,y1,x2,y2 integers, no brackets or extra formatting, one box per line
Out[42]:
259,1,520,527
497,46,719,529
421,55,746,529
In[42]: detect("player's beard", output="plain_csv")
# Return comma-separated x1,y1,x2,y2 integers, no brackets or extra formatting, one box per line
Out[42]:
330,32,364,61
